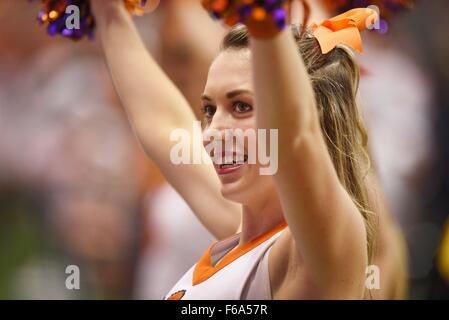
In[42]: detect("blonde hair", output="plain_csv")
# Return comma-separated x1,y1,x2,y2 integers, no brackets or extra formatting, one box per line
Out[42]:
221,24,376,261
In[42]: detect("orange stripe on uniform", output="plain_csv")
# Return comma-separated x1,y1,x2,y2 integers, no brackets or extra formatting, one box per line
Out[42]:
192,222,287,286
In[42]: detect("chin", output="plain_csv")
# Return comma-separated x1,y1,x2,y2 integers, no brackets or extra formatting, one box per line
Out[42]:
215,164,252,203
219,168,274,205
217,171,245,199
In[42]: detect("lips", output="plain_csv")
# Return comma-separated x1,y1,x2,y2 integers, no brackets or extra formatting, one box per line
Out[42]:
214,153,248,175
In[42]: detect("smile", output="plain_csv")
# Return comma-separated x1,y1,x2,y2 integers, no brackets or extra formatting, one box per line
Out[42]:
215,154,248,175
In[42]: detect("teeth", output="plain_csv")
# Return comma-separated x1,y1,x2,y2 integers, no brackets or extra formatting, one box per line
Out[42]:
216,155,248,168
218,156,248,169
220,164,234,169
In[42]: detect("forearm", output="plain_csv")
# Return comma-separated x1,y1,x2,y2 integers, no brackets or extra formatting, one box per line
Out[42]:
250,30,318,150
93,2,196,152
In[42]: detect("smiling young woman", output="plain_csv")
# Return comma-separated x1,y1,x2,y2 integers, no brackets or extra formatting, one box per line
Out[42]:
91,0,379,299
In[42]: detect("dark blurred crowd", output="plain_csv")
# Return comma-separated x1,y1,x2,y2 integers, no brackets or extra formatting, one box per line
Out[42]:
0,0,448,299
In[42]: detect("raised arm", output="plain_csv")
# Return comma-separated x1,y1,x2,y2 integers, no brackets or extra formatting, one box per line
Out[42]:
251,30,368,297
91,0,240,239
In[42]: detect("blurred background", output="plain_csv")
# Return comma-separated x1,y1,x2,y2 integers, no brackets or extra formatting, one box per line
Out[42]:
0,0,448,299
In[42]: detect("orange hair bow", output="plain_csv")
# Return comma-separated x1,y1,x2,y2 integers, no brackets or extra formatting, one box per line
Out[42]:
310,8,379,54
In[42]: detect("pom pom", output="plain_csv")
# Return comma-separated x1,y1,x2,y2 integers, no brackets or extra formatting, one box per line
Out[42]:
202,0,291,39
31,0,152,41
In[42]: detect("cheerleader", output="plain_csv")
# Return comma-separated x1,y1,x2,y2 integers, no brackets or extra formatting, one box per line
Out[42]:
91,0,378,299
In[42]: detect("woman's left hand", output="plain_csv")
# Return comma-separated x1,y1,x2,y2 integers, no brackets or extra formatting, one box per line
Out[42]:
201,0,292,38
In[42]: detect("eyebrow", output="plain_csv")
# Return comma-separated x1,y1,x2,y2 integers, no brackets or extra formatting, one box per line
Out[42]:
201,89,253,102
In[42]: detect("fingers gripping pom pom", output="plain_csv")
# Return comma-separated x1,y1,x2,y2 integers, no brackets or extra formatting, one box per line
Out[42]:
201,0,291,39
31,0,153,41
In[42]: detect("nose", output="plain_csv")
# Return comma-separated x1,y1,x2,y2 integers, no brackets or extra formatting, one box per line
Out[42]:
202,107,235,152
203,107,234,139
207,106,234,132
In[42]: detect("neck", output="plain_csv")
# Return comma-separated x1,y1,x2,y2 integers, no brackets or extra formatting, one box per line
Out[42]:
239,192,285,244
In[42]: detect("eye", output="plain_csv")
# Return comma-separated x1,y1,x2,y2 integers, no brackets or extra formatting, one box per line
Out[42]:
233,101,252,114
201,105,216,118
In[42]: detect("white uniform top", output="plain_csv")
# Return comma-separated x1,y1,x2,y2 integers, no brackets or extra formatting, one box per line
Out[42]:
164,223,287,300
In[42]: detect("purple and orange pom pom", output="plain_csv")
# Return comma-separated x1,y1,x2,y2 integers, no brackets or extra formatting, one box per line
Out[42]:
202,0,291,38
31,0,149,41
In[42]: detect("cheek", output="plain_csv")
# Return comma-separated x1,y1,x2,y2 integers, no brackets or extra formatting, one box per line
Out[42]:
235,112,257,130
